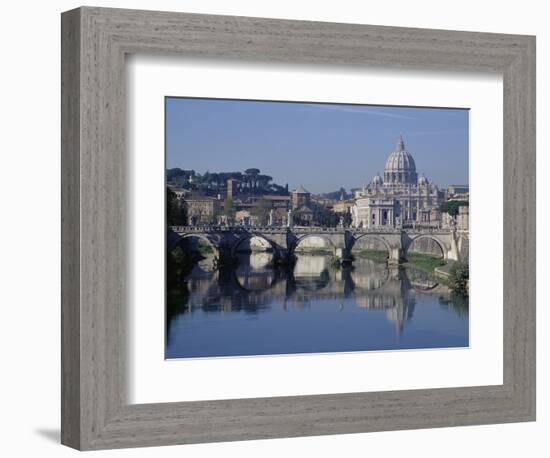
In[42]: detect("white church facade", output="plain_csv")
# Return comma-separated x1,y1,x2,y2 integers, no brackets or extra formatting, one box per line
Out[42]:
351,137,445,229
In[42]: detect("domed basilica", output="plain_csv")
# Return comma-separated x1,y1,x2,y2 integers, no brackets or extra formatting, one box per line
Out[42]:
351,136,444,228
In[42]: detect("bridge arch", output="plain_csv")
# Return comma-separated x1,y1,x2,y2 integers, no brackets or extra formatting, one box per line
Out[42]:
405,234,447,260
351,233,392,253
231,233,276,257
348,258,389,291
233,268,278,293
172,233,219,257
291,233,337,254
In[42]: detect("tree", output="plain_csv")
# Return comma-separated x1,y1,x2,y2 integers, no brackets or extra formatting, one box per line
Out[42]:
250,197,271,225
166,187,187,225
312,204,338,227
271,183,288,195
448,261,469,294
257,174,273,191
293,209,308,226
166,168,195,182
439,200,468,217
209,172,219,187
318,187,350,201
223,197,236,222
342,211,353,227
244,168,260,189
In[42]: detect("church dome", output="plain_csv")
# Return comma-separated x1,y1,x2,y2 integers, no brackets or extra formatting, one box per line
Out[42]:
372,173,383,186
384,136,418,185
418,175,429,186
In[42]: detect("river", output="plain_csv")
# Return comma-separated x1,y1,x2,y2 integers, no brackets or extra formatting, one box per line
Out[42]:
166,253,469,359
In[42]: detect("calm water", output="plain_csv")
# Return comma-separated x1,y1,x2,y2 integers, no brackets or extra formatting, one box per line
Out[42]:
166,253,469,359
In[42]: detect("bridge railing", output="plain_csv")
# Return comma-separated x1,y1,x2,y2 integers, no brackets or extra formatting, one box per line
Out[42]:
351,227,401,234
402,227,453,235
169,225,454,235
170,225,289,233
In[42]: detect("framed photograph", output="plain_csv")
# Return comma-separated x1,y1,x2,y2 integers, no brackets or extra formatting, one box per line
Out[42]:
61,6,536,450
164,99,470,359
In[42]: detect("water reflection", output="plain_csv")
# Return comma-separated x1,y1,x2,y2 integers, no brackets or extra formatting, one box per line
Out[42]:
235,252,276,291
166,253,469,358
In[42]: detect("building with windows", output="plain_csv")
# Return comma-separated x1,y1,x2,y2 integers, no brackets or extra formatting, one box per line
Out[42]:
291,185,311,210
446,184,469,201
352,136,445,228
183,195,220,225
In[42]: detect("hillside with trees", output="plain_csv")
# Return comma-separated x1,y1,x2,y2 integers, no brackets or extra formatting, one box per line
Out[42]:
167,167,289,196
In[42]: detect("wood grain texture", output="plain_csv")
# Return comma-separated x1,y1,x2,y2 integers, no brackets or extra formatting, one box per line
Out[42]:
61,6,536,450
60,7,81,449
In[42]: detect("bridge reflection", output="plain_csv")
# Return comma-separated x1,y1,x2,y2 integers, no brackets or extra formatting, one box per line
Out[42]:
167,252,465,336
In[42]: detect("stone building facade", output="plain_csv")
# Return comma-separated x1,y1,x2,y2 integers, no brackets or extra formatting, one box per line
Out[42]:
457,205,469,231
353,198,399,229
291,185,311,210
352,137,445,228
447,184,469,202
183,196,220,225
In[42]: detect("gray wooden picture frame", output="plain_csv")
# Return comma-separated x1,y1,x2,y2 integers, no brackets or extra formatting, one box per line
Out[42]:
61,6,536,451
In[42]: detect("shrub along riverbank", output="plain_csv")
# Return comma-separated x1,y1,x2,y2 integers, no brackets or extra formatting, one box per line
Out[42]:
446,261,469,295
405,253,469,296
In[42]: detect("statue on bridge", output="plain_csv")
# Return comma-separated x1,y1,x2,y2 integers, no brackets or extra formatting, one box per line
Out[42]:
287,209,294,228
396,216,402,229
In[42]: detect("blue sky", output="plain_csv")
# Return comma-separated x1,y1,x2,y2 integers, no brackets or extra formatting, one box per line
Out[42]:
166,97,469,194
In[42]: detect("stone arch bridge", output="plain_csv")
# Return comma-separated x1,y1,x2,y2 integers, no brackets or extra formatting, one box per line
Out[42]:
168,225,467,265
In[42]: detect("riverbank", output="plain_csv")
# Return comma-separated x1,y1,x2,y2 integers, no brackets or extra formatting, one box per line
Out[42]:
352,249,388,263
294,248,334,256
405,255,469,296
434,261,469,295
404,252,446,273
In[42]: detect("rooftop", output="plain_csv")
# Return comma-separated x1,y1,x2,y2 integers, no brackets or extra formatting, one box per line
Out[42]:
261,195,291,201
292,185,310,194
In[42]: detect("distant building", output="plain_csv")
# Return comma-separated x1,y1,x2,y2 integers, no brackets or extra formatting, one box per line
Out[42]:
332,199,355,214
447,184,469,202
226,178,236,200
235,210,252,226
294,205,314,224
291,185,311,210
183,195,220,225
447,184,469,195
418,207,441,226
257,195,291,210
457,205,469,231
352,136,445,228
353,198,399,228
167,186,187,199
